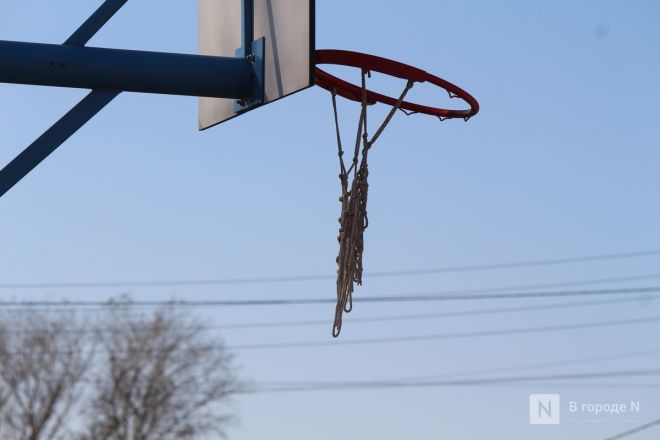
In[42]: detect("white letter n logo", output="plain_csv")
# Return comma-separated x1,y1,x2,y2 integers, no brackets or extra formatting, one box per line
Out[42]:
529,394,560,424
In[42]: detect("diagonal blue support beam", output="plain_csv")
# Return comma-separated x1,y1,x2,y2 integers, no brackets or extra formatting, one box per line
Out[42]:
65,0,128,46
0,89,120,198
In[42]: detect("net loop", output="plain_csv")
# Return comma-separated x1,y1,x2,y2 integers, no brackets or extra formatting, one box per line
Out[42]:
399,108,418,116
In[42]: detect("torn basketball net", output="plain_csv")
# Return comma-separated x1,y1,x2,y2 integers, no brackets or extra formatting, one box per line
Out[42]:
329,70,414,337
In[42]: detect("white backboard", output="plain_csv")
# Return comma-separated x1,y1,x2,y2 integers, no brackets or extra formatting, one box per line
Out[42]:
199,0,315,130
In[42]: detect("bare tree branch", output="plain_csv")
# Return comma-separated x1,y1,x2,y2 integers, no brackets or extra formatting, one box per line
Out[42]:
0,309,92,440
81,305,240,440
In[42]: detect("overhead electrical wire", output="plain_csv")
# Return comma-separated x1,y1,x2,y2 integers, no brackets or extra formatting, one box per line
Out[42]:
500,382,660,390
1,249,659,289
257,347,660,387
3,295,657,334
1,286,658,308
371,348,660,383
602,417,660,440
0,286,660,308
238,369,660,394
212,295,659,330
2,311,659,359
228,315,660,350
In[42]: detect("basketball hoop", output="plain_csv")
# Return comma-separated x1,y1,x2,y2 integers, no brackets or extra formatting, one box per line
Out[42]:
316,49,479,337
316,49,479,121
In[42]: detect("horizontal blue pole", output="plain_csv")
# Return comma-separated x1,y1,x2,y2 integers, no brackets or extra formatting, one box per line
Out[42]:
0,40,252,99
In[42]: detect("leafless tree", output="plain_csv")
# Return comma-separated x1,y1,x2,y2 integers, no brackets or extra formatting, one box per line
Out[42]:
81,305,239,440
0,309,91,440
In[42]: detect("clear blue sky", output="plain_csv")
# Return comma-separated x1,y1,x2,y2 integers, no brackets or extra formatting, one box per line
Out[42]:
1,1,660,439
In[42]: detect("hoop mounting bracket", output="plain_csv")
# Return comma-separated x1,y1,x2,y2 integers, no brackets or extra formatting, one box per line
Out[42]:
234,37,266,113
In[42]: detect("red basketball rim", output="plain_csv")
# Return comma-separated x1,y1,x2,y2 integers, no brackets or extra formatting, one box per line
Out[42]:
315,49,479,120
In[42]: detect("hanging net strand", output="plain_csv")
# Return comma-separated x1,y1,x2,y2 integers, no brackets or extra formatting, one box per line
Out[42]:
331,70,415,337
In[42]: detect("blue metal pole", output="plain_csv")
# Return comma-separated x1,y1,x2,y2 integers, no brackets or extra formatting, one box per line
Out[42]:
65,0,129,46
0,90,119,198
242,0,254,56
0,40,252,99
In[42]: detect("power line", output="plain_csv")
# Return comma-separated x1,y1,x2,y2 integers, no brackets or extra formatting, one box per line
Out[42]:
239,369,660,394
257,348,660,387
2,286,658,308
2,249,659,289
351,286,660,303
9,271,660,311
228,315,660,350
258,381,660,391
492,383,660,390
213,295,658,330
389,348,660,383
3,295,656,335
3,273,659,319
602,417,660,440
